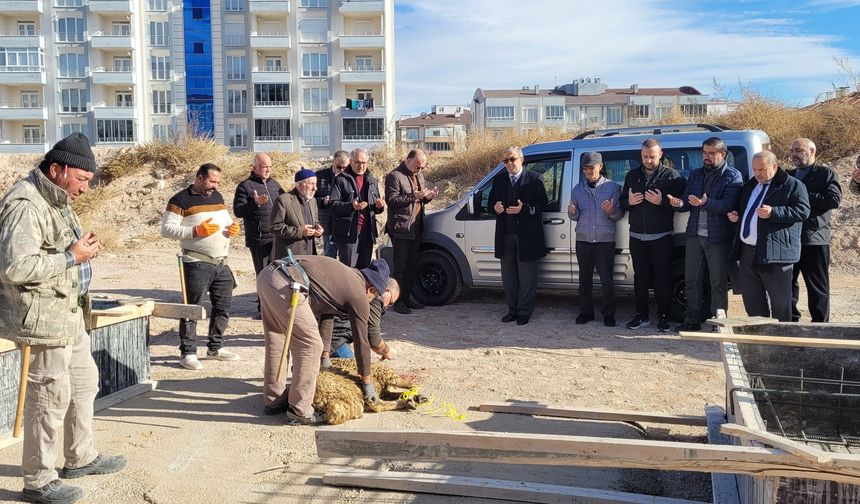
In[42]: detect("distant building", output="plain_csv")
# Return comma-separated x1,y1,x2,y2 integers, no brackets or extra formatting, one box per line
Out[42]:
396,105,470,157
472,78,712,134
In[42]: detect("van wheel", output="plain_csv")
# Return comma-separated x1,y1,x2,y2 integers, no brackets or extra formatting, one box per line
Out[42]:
670,261,687,323
412,249,463,306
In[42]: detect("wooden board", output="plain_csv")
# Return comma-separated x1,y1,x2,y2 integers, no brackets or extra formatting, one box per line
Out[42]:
315,430,860,484
93,381,157,413
479,402,708,427
0,435,22,450
706,316,777,328
678,331,860,350
151,302,206,321
705,405,741,504
0,339,15,354
721,424,831,465
323,469,703,504
91,301,155,328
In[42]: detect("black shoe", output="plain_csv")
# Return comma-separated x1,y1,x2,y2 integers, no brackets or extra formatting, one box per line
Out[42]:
575,312,595,325
501,312,517,323
516,315,530,325
285,404,326,426
405,297,425,310
657,314,671,332
61,454,126,479
392,301,412,315
264,399,291,416
604,315,616,327
22,480,83,504
625,314,650,330
674,322,701,333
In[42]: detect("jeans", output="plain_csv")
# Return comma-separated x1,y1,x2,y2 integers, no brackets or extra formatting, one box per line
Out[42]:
322,233,338,259
575,241,616,316
180,261,234,355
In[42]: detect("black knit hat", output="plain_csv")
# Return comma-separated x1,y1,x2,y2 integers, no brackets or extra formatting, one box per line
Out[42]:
45,133,97,172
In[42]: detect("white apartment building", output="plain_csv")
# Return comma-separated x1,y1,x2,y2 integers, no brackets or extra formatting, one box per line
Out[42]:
0,0,395,155
472,78,712,135
396,104,470,158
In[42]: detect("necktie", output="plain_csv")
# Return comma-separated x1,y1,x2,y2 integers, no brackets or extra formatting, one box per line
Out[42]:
742,184,768,239
510,175,517,187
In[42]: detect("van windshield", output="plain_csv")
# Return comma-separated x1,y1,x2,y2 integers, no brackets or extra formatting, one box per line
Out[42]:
593,146,749,184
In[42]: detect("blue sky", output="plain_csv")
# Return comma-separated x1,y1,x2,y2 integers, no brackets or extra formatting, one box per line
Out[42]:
393,0,860,116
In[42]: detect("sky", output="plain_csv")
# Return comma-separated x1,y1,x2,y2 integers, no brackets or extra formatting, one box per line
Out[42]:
392,0,860,116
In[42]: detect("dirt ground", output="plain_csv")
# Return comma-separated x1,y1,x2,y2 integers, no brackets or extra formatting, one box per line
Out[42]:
1,240,859,503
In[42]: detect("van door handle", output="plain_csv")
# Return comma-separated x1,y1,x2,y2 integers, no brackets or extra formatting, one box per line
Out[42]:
543,218,564,225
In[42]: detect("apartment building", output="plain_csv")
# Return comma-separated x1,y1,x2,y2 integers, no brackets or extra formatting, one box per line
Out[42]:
396,104,470,157
0,0,395,155
471,78,712,134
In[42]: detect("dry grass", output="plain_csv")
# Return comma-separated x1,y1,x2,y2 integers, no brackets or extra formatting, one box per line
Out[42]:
99,134,230,182
72,184,123,221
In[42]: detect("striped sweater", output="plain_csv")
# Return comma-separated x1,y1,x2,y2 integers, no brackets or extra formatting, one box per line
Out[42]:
161,186,233,261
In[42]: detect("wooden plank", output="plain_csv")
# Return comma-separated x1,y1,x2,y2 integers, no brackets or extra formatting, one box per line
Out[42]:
706,316,777,328
151,302,206,320
679,331,860,350
0,339,16,354
91,301,155,328
315,430,860,484
323,469,703,504
720,423,831,465
0,435,22,451
705,405,741,504
93,381,157,413
479,402,707,427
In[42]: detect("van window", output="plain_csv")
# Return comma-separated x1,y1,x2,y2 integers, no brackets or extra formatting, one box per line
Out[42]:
588,147,749,184
466,153,569,219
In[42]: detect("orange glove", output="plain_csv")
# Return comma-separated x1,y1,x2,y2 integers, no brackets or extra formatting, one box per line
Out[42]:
227,221,240,237
194,218,220,238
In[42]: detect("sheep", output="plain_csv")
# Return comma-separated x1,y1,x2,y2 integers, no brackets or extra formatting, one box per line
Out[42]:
313,358,425,425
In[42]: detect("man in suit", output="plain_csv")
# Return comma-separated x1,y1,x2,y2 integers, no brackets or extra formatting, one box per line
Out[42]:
385,148,438,314
488,146,548,325
269,168,323,260
787,138,842,322
330,148,385,269
728,150,810,322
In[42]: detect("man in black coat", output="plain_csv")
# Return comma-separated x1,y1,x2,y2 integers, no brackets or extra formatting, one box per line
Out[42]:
488,146,548,326
728,151,810,322
787,138,842,322
329,148,385,269
315,150,349,258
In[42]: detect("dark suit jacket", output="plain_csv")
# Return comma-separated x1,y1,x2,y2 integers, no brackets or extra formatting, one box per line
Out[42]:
269,189,321,260
785,163,842,245
329,167,384,244
488,169,548,261
384,162,434,240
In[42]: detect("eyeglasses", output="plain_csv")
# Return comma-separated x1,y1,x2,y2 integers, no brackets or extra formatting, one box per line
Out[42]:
502,157,521,163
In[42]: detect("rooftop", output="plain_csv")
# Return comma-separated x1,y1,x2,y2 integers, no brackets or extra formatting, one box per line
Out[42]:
398,110,472,127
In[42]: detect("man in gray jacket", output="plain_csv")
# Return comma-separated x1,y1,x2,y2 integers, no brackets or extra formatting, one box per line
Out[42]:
568,152,623,327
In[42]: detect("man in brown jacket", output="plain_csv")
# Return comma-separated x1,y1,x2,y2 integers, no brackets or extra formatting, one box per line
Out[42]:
269,168,323,260
384,149,438,314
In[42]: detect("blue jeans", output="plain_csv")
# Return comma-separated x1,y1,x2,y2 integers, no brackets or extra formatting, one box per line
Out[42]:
322,233,338,258
331,343,354,358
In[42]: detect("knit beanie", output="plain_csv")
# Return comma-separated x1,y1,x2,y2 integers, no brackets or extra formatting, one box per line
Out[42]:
45,133,97,172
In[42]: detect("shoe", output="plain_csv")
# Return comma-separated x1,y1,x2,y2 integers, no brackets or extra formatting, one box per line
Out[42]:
575,313,595,325
501,312,517,323
179,355,203,370
405,297,425,310
61,454,127,479
657,314,671,333
392,301,412,315
285,404,326,426
604,315,616,327
516,315,530,325
264,399,290,416
206,348,240,361
22,480,83,504
252,312,262,320
625,314,650,330
674,322,702,333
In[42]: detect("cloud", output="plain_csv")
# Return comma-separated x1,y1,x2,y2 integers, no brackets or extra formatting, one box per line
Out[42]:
393,0,860,115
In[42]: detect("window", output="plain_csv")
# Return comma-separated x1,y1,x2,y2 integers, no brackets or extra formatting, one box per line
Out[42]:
342,118,383,140
522,107,538,124
566,107,579,124
302,122,329,146
681,104,707,117
224,0,244,10
150,21,168,46
115,91,132,107
57,18,85,42
264,57,282,71
356,89,373,101
60,88,86,112
486,106,514,121
299,18,326,42
224,22,245,46
113,57,131,72
0,48,42,70
57,52,84,77
55,0,83,7
427,141,451,152
629,105,649,119
152,90,172,113
354,56,372,71
545,105,564,122
97,119,135,142
18,22,36,36
254,83,288,105
227,89,247,113
594,147,748,185
226,55,246,80
300,0,326,6
23,125,42,144
21,91,39,108
228,123,248,147
153,124,171,140
607,107,622,125
302,52,328,77
302,86,328,112
426,128,442,137
655,106,672,119
112,22,130,36
62,123,85,137
403,128,419,140
151,56,171,79
254,119,290,140
467,154,568,218
148,0,168,10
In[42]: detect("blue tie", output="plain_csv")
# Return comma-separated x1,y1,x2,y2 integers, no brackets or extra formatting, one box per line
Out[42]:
510,175,517,187
742,184,768,239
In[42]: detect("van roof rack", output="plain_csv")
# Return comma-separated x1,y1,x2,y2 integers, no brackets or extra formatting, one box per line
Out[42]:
573,123,732,140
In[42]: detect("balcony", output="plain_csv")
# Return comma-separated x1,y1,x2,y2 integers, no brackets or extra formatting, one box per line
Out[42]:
0,32,43,48
298,31,329,44
0,66,46,85
92,104,135,119
0,0,43,12
253,137,292,152
341,104,384,118
251,67,291,84
252,102,292,119
341,136,385,152
338,31,384,49
0,140,48,153
339,65,384,84
249,32,290,49
339,0,383,14
88,31,135,49
88,0,132,12
90,67,134,85
248,0,288,13
0,103,47,120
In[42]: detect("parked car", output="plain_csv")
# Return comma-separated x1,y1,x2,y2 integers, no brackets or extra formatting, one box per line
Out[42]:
381,124,769,321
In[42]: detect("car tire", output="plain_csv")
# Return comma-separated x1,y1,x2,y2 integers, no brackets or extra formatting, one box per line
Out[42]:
411,249,463,306
670,260,687,323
